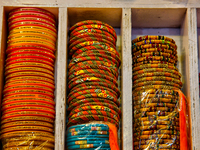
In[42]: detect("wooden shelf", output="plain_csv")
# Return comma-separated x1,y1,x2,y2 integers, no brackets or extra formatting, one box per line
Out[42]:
0,1,200,150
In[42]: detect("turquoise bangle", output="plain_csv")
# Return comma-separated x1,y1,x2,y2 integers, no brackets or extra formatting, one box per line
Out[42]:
67,130,109,137
67,123,108,130
68,126,109,132
67,139,109,146
67,135,109,142
67,143,110,149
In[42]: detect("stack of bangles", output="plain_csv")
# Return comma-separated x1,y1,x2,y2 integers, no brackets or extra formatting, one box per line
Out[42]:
67,123,117,150
67,20,121,150
132,36,182,150
0,7,57,150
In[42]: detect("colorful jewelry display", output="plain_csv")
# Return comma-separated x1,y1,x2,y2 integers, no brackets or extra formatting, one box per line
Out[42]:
1,7,57,150
132,35,182,150
67,20,121,150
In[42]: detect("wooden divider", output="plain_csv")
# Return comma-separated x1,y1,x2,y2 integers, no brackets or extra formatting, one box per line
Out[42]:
54,7,68,150
121,8,133,150
181,8,200,149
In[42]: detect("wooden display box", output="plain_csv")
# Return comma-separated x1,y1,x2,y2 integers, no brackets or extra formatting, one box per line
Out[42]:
0,3,199,150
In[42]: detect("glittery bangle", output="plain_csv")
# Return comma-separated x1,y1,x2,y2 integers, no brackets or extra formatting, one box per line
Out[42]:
1,120,53,129
70,45,119,57
132,35,176,44
69,32,116,45
1,116,54,124
9,7,55,19
67,115,119,128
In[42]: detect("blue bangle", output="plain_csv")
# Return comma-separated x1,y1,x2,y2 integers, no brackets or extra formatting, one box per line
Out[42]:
67,139,109,146
68,126,109,132
67,130,109,136
67,143,110,149
67,134,109,140
67,136,109,142
67,148,111,150
68,123,109,130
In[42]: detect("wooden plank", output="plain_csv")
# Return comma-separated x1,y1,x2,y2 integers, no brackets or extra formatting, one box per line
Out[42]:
1,0,59,6
187,0,200,7
181,8,200,150
2,0,200,10
58,0,187,8
54,7,67,150
121,8,132,150
187,8,200,150
0,6,7,113
0,0,188,8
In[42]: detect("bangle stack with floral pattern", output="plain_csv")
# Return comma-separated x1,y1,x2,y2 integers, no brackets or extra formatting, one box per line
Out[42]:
67,20,121,150
0,7,57,150
132,36,182,150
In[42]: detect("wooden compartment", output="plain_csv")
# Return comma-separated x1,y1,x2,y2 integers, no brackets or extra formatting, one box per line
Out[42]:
67,7,124,148
50,7,133,150
131,8,200,150
0,5,60,149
